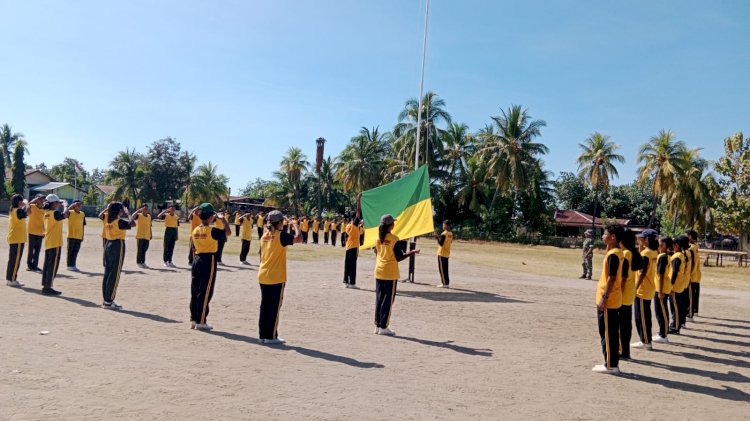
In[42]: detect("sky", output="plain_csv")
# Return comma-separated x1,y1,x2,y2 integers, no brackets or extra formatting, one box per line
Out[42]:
1,0,748,193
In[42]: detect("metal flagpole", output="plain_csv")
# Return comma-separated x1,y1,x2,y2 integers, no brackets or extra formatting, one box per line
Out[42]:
407,0,430,283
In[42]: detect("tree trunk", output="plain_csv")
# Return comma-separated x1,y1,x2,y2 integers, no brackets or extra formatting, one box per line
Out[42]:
488,183,500,214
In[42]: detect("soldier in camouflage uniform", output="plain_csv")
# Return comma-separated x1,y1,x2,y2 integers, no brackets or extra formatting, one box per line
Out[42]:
580,229,594,280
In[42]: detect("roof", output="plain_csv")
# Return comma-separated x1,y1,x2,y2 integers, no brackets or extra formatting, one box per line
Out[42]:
31,182,73,191
553,209,630,228
96,184,117,195
3,168,56,181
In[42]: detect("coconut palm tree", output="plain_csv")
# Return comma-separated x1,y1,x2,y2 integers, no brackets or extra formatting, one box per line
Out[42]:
189,162,229,206
576,132,624,229
667,147,712,231
0,124,23,169
106,149,146,202
457,156,491,214
442,122,474,193
335,126,389,195
637,129,687,226
393,91,452,170
280,147,310,215
478,105,548,216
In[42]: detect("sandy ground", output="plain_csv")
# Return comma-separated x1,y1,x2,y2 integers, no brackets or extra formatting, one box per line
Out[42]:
1,220,749,420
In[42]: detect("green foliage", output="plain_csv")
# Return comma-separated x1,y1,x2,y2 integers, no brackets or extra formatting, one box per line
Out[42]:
141,137,192,203
49,157,88,188
10,141,27,194
713,132,750,243
554,172,590,211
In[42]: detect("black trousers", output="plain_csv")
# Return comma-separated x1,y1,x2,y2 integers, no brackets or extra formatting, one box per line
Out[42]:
136,239,150,264
257,227,263,240
375,280,397,328
619,304,632,358
259,282,285,340
67,238,82,267
598,308,620,369
42,247,62,288
216,239,226,263
330,231,337,246
678,289,689,326
188,239,195,265
102,239,125,303
302,231,308,243
324,232,329,243
634,297,652,344
163,227,177,263
27,234,43,270
341,232,346,247
102,238,106,267
190,253,218,324
653,293,670,339
343,248,358,285
6,243,24,281
240,239,251,262
689,283,700,316
668,292,681,332
235,224,240,237
312,232,319,244
438,256,450,286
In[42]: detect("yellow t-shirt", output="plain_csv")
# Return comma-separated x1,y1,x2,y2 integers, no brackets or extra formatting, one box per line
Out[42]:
671,252,688,293
67,210,85,240
312,220,320,233
655,252,673,294
192,225,219,254
323,221,330,232
596,248,623,309
636,249,657,299
135,213,152,240
258,230,290,285
331,222,338,232
233,212,240,225
239,217,253,241
375,233,400,281
345,223,359,249
689,243,701,283
190,213,201,231
164,213,179,228
100,211,108,239
214,217,225,230
28,204,45,237
44,210,64,249
300,219,309,232
621,249,637,306
437,230,453,258
257,215,264,227
104,218,128,240
7,207,27,244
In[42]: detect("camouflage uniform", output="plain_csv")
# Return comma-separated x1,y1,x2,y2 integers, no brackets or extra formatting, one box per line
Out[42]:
581,238,593,279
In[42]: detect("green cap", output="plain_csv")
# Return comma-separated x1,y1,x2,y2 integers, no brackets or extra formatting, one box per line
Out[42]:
199,203,215,219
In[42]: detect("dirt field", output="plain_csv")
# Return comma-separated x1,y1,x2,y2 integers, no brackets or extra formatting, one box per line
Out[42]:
1,219,749,420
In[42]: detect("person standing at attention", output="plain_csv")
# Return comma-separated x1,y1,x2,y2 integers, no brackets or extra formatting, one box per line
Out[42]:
323,218,330,245
373,214,420,336
257,211,302,344
618,229,642,361
343,217,361,289
213,209,229,266
312,217,320,244
66,200,86,272
330,219,338,247
158,205,179,267
435,220,453,288
26,194,45,272
6,194,37,287
580,229,594,280
685,229,701,321
190,203,230,331
668,237,686,335
187,205,201,265
234,210,241,237
135,204,152,268
592,223,624,374
300,216,309,244
101,202,136,309
41,195,69,296
632,229,658,350
238,210,254,265
652,236,673,344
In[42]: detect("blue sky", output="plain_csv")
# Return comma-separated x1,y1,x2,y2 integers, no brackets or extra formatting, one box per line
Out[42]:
1,0,748,193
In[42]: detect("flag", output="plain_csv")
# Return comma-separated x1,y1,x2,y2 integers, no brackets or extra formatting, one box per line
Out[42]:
360,165,434,249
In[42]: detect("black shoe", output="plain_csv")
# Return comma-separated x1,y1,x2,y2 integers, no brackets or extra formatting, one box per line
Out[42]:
668,328,680,335
42,287,62,296
585,277,592,280
578,275,586,279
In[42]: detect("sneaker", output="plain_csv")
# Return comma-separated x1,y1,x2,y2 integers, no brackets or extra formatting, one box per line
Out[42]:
168,262,177,268
645,343,653,350
378,327,396,336
42,287,62,296
687,317,694,322
67,266,79,272
190,321,196,329
164,262,171,268
344,284,350,288
578,275,586,279
652,336,669,344
194,323,214,331
591,365,621,375
585,277,592,280
6,280,24,287
241,261,250,265
348,284,359,290
668,328,680,335
102,301,122,310
631,341,645,349
436,284,446,288
264,338,286,345
373,327,381,334
217,262,226,267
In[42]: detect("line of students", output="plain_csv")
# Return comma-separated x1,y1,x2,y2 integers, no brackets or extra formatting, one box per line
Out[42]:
593,224,702,375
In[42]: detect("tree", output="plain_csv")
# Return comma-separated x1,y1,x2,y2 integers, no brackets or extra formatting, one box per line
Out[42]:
279,147,309,215
49,158,88,188
141,137,186,203
713,132,750,251
106,149,146,202
11,140,28,194
637,129,686,226
576,132,624,229
188,162,229,206
393,91,452,171
456,156,491,214
554,172,591,211
240,178,272,198
0,124,23,170
89,168,105,185
666,147,712,231
441,122,473,193
179,151,198,206
335,126,388,196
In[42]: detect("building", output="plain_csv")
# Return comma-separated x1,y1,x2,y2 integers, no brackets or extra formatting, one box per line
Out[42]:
30,181,85,202
553,209,631,237
93,184,117,207
3,168,57,198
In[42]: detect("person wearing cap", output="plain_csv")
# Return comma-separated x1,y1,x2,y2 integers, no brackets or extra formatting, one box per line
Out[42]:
343,216,361,288
187,205,202,265
684,229,701,320
189,203,230,331
373,214,420,336
40,194,69,295
580,229,594,280
6,194,39,287
157,205,180,268
668,236,688,334
257,210,302,344
101,202,136,308
435,220,453,288
632,229,658,350
134,204,153,268
653,236,673,343
238,210,254,265
26,194,46,272
592,223,623,375
66,200,86,272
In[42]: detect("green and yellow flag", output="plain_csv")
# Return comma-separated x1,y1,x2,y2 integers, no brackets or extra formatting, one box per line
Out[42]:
360,165,434,249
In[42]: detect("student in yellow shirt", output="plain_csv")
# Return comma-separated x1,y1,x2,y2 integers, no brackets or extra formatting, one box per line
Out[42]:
256,212,265,240
618,229,643,360
685,229,701,320
233,210,241,237
6,194,38,287
98,207,109,267
66,200,86,272
190,203,230,331
323,218,330,244
632,229,658,350
157,205,180,267
592,224,624,375
330,219,338,247
101,202,136,309
40,194,69,296
312,217,320,244
340,219,347,248
26,194,46,272
671,235,691,333
187,206,202,265
134,204,153,268
300,216,310,243
238,211,254,265
668,236,688,334
343,217,361,288
373,214,420,336
653,236,673,343
257,211,302,344
435,220,453,288
213,209,230,266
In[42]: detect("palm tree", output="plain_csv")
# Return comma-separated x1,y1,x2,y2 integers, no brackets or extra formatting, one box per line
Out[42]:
637,129,687,227
0,124,23,169
576,132,624,229
280,147,309,215
478,105,548,216
189,162,229,206
457,156,491,214
667,147,712,231
179,151,198,207
335,126,389,196
393,91,452,170
442,122,473,193
106,149,145,202
309,156,346,213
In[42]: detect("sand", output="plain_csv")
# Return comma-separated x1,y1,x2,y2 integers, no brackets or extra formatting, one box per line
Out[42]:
1,220,749,420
